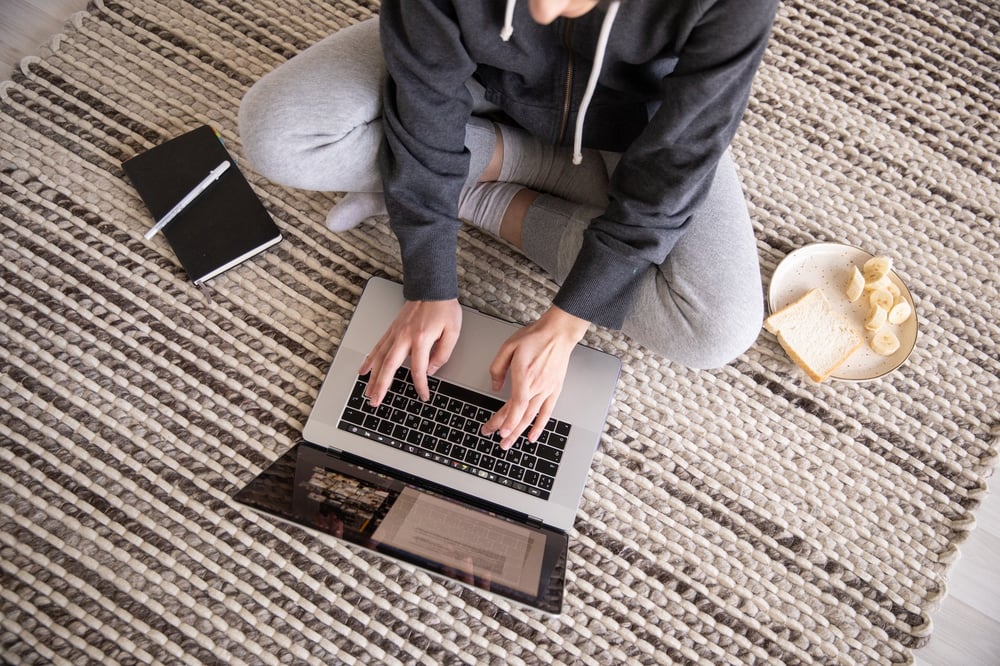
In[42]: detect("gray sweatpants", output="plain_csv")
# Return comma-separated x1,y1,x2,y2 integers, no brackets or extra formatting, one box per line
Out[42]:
238,18,763,368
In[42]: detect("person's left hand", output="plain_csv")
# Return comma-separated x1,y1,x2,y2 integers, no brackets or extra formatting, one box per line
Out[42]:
481,306,590,449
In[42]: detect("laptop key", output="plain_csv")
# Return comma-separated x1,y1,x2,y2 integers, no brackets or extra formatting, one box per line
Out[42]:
341,408,366,426
339,374,561,501
537,444,563,463
535,459,558,477
510,480,529,494
546,432,568,450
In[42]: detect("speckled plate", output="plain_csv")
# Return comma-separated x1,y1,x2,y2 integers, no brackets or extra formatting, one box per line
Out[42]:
768,242,918,381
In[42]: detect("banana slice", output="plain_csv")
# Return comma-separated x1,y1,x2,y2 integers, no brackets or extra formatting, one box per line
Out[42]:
886,281,901,302
870,329,900,356
845,266,865,302
888,300,913,325
864,274,894,293
863,255,893,283
869,288,894,312
865,304,888,332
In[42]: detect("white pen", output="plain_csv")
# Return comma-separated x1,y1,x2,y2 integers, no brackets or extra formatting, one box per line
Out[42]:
144,160,231,239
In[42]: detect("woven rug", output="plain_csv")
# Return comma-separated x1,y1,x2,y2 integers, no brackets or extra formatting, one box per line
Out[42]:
2,1,997,663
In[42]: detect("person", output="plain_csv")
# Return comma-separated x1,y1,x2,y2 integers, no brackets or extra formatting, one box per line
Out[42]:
239,0,779,450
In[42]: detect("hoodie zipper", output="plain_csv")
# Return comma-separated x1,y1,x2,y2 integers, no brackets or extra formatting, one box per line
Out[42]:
557,19,574,145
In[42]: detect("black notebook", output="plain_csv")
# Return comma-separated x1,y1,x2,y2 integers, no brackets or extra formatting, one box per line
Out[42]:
123,125,282,285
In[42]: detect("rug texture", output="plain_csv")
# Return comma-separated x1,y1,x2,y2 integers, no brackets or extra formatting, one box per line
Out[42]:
2,1,998,664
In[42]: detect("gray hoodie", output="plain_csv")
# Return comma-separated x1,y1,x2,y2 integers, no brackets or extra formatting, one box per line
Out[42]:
379,0,779,328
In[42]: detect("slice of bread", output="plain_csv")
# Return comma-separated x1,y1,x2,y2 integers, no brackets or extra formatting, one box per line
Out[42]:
764,288,864,382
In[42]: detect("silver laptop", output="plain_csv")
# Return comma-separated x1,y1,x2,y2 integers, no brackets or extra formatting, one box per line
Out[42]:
234,276,620,613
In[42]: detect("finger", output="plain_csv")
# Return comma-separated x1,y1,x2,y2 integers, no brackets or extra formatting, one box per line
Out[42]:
358,337,386,376
528,396,557,442
492,366,537,446
495,393,535,448
428,324,460,376
500,396,543,449
481,403,508,437
488,342,515,392
408,339,433,402
367,346,408,406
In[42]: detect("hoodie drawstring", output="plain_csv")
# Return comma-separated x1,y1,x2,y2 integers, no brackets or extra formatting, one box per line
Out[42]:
499,0,622,166
573,1,620,164
501,0,516,41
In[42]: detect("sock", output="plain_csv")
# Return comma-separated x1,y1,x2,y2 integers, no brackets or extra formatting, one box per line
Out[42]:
323,117,497,233
521,194,603,280
325,191,387,232
457,181,523,237
496,123,609,207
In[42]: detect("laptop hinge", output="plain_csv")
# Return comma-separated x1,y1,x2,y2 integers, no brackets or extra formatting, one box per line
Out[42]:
320,443,545,527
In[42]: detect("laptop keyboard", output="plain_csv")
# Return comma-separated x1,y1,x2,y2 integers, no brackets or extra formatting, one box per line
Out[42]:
337,368,570,500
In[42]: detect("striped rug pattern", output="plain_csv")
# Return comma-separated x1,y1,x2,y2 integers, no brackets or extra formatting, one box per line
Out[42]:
2,1,997,663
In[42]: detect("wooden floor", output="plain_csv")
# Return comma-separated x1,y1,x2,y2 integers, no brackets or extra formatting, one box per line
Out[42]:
0,0,90,79
2,2,999,664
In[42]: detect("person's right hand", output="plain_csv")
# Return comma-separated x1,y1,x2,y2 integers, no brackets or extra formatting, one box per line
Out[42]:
358,299,463,406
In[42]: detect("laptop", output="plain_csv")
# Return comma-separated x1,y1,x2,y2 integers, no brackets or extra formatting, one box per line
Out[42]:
233,276,621,613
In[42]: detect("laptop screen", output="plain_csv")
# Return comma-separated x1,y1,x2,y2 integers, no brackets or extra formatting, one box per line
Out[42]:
233,442,568,613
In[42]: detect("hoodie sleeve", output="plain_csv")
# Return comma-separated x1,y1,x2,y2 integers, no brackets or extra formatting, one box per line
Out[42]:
378,0,477,302
552,0,779,328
